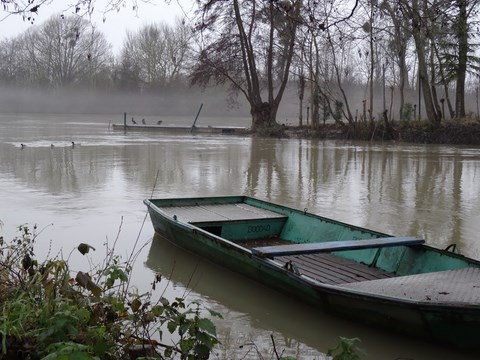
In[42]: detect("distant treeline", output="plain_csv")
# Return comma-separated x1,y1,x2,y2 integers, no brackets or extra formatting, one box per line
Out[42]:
1,0,480,129
0,16,191,92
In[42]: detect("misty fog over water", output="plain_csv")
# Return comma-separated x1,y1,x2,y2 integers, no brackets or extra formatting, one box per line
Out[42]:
0,86,249,118
0,84,313,127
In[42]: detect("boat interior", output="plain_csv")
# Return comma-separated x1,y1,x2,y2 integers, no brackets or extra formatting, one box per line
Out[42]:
153,200,480,304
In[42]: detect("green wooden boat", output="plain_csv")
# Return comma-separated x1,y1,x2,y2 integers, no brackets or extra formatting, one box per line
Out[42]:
144,195,480,349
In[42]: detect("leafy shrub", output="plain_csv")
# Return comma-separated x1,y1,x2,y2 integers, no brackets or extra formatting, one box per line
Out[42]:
327,337,364,360
0,224,220,359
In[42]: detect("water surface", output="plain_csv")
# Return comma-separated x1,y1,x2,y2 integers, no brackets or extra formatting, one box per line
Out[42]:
1,113,479,359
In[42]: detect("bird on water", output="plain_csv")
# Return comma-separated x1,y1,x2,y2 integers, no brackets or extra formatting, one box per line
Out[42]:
142,118,146,125
157,120,162,125
21,143,26,148
72,141,75,148
131,117,137,124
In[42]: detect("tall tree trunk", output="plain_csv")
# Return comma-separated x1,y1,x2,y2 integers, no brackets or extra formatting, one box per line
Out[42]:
309,33,320,130
249,0,302,130
251,101,277,129
455,0,468,118
398,46,407,120
327,33,355,126
298,73,305,127
410,0,441,126
382,1,410,121
415,37,440,125
369,5,374,124
430,42,443,120
432,43,455,119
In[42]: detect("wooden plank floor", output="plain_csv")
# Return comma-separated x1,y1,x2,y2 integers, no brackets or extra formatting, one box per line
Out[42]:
243,238,394,285
244,239,480,303
274,253,394,285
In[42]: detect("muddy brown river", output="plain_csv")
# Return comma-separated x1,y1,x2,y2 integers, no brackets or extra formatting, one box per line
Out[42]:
1,113,479,359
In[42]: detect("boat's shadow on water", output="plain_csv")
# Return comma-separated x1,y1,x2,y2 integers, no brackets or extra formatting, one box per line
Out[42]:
144,234,475,360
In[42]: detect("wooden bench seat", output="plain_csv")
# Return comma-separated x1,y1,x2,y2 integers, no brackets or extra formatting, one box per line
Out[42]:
160,203,287,223
252,237,424,258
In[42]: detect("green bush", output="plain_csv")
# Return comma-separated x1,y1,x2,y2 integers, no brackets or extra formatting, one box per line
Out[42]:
0,225,220,360
327,337,364,360
0,224,365,360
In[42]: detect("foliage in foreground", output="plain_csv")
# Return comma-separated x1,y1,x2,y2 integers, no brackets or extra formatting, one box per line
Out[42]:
0,224,365,360
327,337,364,360
0,224,220,359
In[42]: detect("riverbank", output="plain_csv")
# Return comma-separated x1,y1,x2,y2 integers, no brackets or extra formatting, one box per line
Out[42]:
281,120,480,146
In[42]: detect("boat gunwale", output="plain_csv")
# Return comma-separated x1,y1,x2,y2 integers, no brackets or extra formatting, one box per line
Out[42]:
145,196,480,265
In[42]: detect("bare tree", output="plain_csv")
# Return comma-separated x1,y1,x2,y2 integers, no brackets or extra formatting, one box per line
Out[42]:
394,0,479,123
381,1,413,121
396,0,441,125
19,14,111,88
0,38,25,84
114,33,142,91
190,0,303,130
118,19,192,90
451,0,479,118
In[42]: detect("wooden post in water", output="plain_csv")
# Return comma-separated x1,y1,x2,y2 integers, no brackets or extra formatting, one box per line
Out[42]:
124,112,127,134
191,103,203,133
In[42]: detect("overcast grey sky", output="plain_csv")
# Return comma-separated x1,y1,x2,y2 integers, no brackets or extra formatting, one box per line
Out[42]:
0,0,195,53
